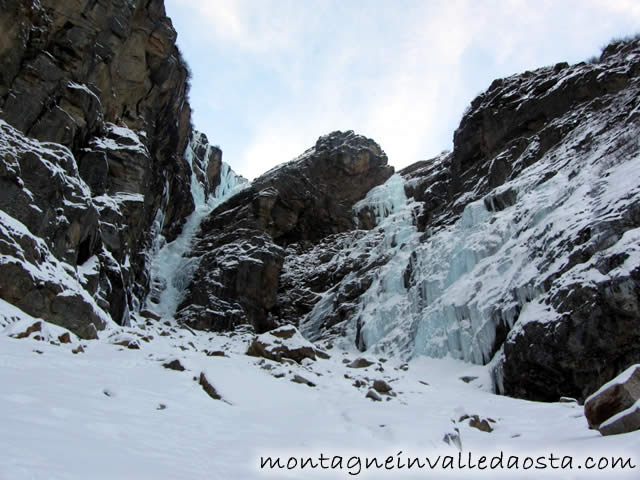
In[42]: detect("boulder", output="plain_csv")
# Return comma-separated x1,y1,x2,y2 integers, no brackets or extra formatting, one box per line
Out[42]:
246,325,317,364
584,364,640,431
163,359,186,371
199,372,222,400
291,374,316,387
372,379,392,394
366,389,382,402
347,358,375,369
598,401,640,436
469,416,494,433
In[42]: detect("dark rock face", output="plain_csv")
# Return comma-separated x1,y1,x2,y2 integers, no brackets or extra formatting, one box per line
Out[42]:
177,131,393,333
493,65,640,401
502,267,640,402
0,0,195,237
275,227,398,338
187,131,222,200
0,0,200,337
0,122,107,338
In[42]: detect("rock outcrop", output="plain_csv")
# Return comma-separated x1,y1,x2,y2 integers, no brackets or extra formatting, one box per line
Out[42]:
176,130,393,332
0,0,195,236
171,38,640,406
246,325,321,364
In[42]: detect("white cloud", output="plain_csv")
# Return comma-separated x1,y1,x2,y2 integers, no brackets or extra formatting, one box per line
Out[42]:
597,0,640,20
230,1,481,177
167,0,640,180
169,0,322,54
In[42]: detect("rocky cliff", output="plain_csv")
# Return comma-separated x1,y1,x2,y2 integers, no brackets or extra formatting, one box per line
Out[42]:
1,1,639,405
0,0,223,336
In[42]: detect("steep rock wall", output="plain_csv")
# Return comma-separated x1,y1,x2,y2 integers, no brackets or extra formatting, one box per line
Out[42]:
0,0,215,336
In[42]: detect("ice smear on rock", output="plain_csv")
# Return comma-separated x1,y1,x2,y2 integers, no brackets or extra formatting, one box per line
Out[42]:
300,173,422,353
353,173,408,227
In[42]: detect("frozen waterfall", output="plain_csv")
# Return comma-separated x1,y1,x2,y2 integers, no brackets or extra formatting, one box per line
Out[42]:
144,137,246,319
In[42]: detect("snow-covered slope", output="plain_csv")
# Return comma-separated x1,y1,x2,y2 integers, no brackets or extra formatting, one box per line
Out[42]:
1,312,638,479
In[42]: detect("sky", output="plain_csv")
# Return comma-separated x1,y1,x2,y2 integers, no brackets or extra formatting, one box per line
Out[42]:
164,0,640,180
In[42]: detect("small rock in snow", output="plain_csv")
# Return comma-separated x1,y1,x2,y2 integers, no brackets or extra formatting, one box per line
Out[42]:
57,332,72,344
459,376,478,384
291,374,316,387
558,397,578,404
459,414,494,433
443,431,462,450
163,359,186,371
204,350,226,357
372,379,392,394
199,372,222,400
13,321,42,339
347,358,374,369
366,389,382,402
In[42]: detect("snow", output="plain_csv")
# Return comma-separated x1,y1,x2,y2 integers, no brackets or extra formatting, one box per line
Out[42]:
2,43,640,480
0,298,42,328
1,134,639,478
67,81,101,104
1,305,80,344
255,326,317,353
0,316,638,479
90,123,149,156
93,192,144,214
